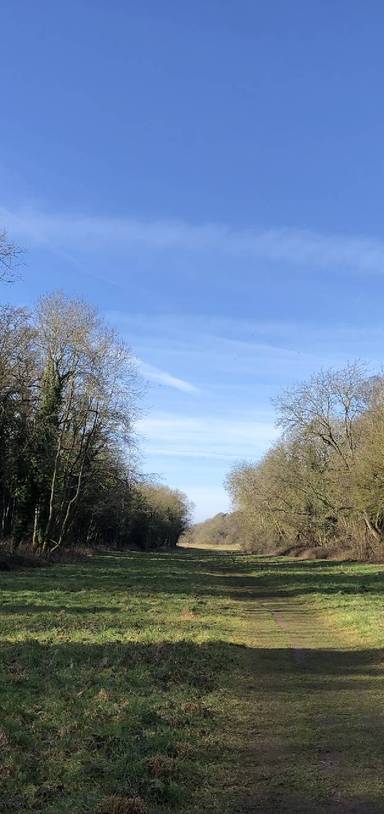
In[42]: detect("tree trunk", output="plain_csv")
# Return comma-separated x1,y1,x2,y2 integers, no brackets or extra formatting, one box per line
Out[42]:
363,511,382,544
32,505,40,551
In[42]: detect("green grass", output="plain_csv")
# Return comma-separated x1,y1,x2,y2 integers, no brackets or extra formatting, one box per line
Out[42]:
1,549,384,813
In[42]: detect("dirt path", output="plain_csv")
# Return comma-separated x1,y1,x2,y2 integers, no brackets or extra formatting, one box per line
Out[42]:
217,577,384,814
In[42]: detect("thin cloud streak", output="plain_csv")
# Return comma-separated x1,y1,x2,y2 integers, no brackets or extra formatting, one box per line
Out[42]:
138,413,278,461
3,206,384,275
113,311,384,381
136,358,199,394
111,311,384,345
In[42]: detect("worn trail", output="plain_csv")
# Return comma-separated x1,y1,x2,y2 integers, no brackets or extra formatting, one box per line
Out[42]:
219,564,384,814
2,548,384,813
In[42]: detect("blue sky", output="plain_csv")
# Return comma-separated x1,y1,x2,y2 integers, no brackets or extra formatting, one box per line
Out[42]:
2,1,384,519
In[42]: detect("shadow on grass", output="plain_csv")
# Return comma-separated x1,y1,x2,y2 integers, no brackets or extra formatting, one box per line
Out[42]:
2,550,384,812
2,549,384,604
0,603,123,615
2,638,384,812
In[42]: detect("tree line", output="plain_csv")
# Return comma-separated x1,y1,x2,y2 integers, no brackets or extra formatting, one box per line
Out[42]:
181,511,243,548
0,288,191,555
226,363,384,559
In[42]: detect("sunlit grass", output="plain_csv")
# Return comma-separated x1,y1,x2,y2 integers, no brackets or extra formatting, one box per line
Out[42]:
1,550,384,812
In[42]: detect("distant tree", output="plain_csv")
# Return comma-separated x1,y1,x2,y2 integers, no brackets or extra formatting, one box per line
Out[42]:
226,363,384,558
181,511,243,549
0,230,21,281
128,484,192,550
0,292,190,555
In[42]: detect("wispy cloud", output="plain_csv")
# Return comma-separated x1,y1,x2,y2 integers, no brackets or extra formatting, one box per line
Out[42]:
3,205,384,275
113,311,384,383
135,358,199,394
138,413,278,461
4,204,382,521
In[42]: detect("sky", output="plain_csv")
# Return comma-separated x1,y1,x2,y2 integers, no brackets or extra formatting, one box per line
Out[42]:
2,1,384,520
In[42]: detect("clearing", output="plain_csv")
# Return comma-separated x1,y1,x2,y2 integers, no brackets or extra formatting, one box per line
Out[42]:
1,548,384,813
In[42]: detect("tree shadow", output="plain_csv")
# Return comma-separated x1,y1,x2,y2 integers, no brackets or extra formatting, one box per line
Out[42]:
0,603,122,615
2,550,384,603
2,638,384,812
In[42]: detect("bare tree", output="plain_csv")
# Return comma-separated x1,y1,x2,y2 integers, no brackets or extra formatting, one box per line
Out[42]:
0,293,191,554
275,362,372,467
226,363,384,556
32,293,141,552
0,231,21,282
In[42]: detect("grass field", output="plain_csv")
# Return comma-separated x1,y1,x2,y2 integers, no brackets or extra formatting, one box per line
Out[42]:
1,548,384,813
